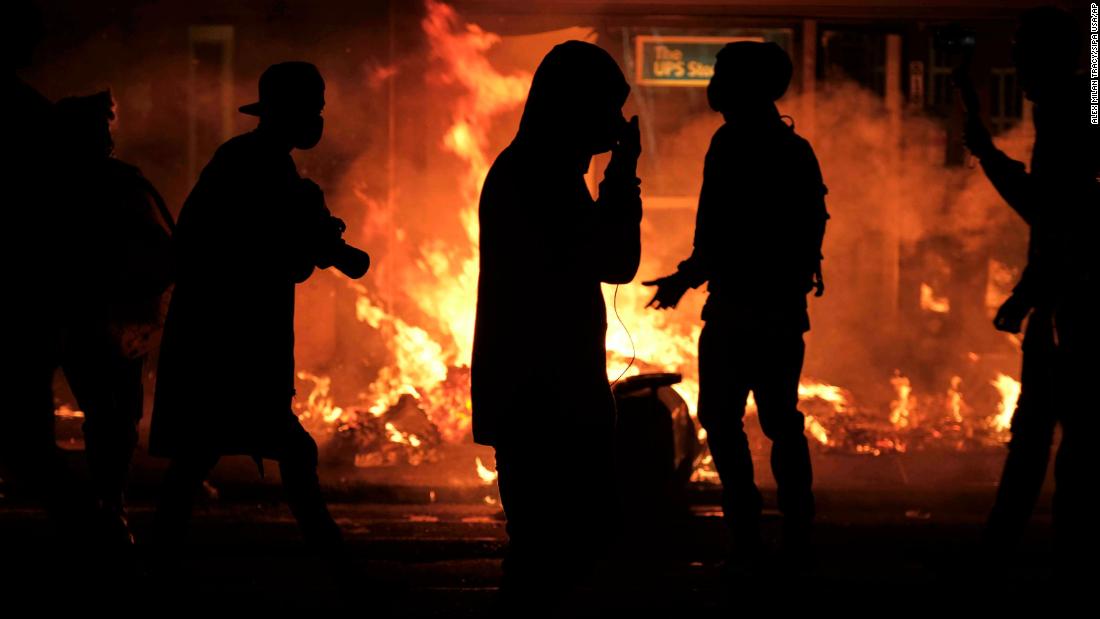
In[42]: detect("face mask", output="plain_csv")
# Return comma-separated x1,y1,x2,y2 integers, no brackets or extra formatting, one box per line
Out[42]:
706,77,724,113
295,115,324,150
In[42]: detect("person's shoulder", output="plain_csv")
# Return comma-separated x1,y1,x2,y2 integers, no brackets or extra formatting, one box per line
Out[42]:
101,159,153,198
785,127,820,165
482,144,524,193
709,122,734,147
213,132,261,161
103,157,143,179
201,132,278,182
704,124,738,165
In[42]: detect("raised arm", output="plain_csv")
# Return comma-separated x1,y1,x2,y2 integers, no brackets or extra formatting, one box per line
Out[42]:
965,115,1037,226
592,116,643,284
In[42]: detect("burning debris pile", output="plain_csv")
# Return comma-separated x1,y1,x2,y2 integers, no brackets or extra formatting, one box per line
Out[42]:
789,371,1021,457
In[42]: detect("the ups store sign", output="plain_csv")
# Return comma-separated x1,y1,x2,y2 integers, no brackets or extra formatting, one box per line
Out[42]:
634,32,791,87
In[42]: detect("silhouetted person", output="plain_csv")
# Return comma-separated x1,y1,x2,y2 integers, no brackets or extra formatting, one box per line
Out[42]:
150,62,368,554
4,0,103,548
961,6,1100,567
644,41,828,566
53,91,174,544
471,41,641,612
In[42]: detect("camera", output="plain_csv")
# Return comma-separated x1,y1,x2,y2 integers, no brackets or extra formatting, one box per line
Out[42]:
296,178,371,280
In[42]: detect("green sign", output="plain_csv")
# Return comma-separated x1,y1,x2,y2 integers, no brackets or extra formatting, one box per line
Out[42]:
635,35,764,87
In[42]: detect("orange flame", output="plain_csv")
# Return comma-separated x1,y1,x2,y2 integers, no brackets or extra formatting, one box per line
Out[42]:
920,282,951,313
947,375,965,423
990,373,1020,433
889,372,915,429
475,456,498,484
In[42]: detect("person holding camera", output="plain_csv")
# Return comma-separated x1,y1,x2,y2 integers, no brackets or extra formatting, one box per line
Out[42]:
149,62,368,554
644,41,829,569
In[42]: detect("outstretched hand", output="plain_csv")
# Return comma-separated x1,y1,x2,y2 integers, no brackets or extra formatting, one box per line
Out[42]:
809,269,825,297
643,272,689,310
993,293,1030,334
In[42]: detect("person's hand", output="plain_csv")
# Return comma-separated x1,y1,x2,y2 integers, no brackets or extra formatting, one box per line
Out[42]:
993,293,1030,334
608,115,641,178
616,115,640,160
643,272,690,310
807,269,825,297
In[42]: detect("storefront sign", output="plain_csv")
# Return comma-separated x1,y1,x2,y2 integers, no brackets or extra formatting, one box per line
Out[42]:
635,35,764,86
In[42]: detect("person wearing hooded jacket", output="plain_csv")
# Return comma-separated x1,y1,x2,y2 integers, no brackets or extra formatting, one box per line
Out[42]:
471,41,642,609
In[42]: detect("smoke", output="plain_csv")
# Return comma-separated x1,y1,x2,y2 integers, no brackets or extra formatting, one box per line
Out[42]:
597,76,1032,422
31,1,1034,477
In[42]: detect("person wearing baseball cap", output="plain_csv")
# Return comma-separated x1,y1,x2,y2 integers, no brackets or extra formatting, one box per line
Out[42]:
645,41,829,570
237,60,326,148
151,61,364,560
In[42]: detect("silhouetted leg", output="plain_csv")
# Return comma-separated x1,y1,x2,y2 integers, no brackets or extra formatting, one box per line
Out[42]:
495,389,615,614
153,453,219,547
5,327,97,543
985,325,1057,551
62,323,144,539
496,442,556,610
1050,306,1099,575
274,414,343,550
697,320,761,550
753,329,814,548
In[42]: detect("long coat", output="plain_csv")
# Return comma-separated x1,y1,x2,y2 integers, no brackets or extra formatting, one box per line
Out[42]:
149,130,314,458
470,141,642,448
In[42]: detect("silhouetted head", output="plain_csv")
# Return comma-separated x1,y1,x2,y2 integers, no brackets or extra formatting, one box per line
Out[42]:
55,90,115,159
516,41,630,157
241,61,325,150
8,1,45,70
707,41,792,117
1012,6,1080,102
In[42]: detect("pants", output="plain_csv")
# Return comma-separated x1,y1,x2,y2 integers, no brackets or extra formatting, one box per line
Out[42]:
153,414,342,549
3,314,100,542
61,322,144,514
1047,299,1099,564
986,315,1057,549
697,319,814,544
493,388,615,612
987,304,1100,564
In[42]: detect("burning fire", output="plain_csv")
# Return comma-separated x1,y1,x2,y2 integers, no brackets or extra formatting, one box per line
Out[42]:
947,375,965,423
475,456,498,484
920,283,951,313
989,373,1021,433
889,372,915,429
276,1,1027,479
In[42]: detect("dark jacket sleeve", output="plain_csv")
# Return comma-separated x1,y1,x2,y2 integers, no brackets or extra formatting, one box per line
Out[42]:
592,164,642,284
797,140,830,282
